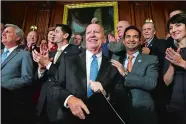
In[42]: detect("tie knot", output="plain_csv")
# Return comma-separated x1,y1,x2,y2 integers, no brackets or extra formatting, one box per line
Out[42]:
92,55,97,59
4,49,9,54
128,55,134,60
145,42,148,47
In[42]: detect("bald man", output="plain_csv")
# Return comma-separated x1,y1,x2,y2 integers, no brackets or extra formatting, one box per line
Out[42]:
48,23,130,124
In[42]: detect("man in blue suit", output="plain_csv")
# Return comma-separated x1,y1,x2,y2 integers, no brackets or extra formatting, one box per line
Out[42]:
1,24,34,124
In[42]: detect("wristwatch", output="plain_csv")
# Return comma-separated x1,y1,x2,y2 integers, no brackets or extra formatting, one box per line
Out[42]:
123,70,128,77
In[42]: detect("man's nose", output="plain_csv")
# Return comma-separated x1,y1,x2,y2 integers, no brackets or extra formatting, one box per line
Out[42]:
90,32,96,37
2,32,5,36
130,37,134,41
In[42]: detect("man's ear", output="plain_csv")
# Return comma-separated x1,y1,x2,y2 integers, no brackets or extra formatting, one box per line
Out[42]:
64,33,69,39
16,36,21,42
153,30,156,35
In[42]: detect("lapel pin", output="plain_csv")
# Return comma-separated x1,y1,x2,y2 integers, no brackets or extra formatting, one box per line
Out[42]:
138,60,142,63
64,51,67,53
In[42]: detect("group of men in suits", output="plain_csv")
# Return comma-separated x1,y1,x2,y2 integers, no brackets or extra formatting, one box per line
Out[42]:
1,21,159,124
3,9,185,123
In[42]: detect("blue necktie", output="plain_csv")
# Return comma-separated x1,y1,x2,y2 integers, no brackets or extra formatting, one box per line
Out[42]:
88,55,98,97
1,49,9,63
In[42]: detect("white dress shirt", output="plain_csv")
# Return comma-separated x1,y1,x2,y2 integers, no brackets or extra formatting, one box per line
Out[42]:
64,50,102,108
124,51,139,69
3,46,18,57
38,44,69,78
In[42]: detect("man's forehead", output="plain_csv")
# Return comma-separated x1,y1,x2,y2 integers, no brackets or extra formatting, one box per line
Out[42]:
86,24,103,32
55,26,61,30
5,26,15,31
75,35,81,37
28,31,37,35
143,23,153,28
126,29,139,35
117,21,129,26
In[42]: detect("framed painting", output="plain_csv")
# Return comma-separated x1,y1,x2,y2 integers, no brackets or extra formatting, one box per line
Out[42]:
63,2,119,37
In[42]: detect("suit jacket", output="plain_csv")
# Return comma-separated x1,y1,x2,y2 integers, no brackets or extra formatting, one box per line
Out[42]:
1,47,34,122
36,44,80,120
120,53,159,124
107,38,126,61
141,37,170,104
143,37,167,55
48,50,131,124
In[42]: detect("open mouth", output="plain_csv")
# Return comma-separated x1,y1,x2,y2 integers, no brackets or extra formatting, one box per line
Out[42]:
89,39,98,42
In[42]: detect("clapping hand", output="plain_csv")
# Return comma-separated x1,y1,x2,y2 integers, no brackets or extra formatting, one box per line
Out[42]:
111,59,127,76
165,48,186,68
40,42,48,55
32,49,53,67
108,34,117,43
142,47,150,54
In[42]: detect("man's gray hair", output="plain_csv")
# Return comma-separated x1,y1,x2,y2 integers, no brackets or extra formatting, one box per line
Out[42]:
5,24,24,42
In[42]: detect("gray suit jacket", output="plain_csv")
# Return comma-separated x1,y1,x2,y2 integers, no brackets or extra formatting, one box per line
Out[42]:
1,47,34,90
1,47,34,122
122,53,159,124
107,38,125,53
124,53,158,109
107,38,126,61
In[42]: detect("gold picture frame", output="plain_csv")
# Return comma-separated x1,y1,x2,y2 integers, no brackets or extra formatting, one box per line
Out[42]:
63,2,119,36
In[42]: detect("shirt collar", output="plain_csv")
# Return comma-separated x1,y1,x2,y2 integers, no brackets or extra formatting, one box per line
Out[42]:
126,51,139,59
147,36,154,45
86,50,102,60
58,44,69,51
4,45,18,53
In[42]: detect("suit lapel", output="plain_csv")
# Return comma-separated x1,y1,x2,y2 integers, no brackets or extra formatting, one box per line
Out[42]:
96,55,109,81
148,37,156,48
55,44,70,65
79,51,87,94
1,47,20,69
49,51,56,58
131,53,143,72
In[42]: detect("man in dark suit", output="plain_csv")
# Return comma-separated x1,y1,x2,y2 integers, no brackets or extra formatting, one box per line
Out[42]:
1,24,34,124
112,26,159,124
32,24,80,124
48,23,130,124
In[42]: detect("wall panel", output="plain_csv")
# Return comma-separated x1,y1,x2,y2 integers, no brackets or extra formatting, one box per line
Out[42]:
2,1,186,41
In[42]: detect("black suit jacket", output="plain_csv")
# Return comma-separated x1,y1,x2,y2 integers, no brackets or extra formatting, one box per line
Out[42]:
48,50,131,124
36,44,80,120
